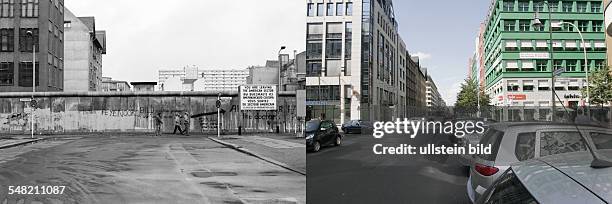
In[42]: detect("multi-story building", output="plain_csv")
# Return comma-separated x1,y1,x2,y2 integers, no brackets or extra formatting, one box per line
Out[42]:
405,55,427,112
101,77,130,92
605,0,612,65
196,69,248,92
64,9,106,92
481,0,606,108
426,72,444,108
0,0,65,92
159,66,249,92
305,0,412,123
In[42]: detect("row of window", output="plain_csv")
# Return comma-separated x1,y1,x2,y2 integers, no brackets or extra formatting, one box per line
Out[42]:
0,28,39,52
505,80,586,92
0,62,40,86
502,20,603,32
306,22,353,60
307,2,353,17
502,0,602,13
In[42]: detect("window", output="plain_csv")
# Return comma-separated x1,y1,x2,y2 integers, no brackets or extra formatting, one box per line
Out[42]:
518,1,530,12
534,1,544,12
562,22,574,32
306,61,321,77
19,28,38,52
504,20,516,31
1,0,14,17
540,131,587,157
593,21,603,32
515,132,536,161
336,3,343,16
591,1,601,12
534,20,545,31
507,83,520,92
519,20,530,31
482,170,538,204
577,2,587,12
326,23,342,38
578,21,589,32
0,62,13,85
523,83,534,91
345,2,353,16
316,3,323,16
20,0,38,17
550,2,559,11
562,1,572,12
345,22,352,59
0,28,13,52
326,3,333,16
503,1,514,11
64,20,71,28
18,61,38,87
590,132,612,149
326,39,342,58
306,40,322,60
536,60,547,71
566,60,577,72
307,3,314,17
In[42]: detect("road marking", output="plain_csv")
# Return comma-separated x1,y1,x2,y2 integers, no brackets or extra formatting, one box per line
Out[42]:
241,136,304,149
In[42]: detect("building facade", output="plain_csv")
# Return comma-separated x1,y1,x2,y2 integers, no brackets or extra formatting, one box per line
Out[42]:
130,82,157,92
0,0,65,92
101,77,130,92
159,66,248,92
64,9,106,92
605,0,612,66
482,0,606,108
305,0,418,123
426,74,444,108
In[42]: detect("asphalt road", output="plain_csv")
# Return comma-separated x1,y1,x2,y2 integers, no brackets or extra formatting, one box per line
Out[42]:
307,132,471,204
0,135,305,204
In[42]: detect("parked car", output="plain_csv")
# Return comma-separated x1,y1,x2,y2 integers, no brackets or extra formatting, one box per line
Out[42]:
306,120,342,152
467,122,612,203
454,118,497,167
341,120,374,134
476,150,612,204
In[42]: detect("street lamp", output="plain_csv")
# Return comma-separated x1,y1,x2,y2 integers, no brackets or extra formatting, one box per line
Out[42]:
533,1,556,122
277,46,286,134
557,21,590,116
26,31,35,139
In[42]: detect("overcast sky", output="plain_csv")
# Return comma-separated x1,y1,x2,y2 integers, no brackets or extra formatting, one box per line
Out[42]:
64,0,306,82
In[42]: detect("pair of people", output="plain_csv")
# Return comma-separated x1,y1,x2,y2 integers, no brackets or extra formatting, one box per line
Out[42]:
152,112,191,136
173,112,191,136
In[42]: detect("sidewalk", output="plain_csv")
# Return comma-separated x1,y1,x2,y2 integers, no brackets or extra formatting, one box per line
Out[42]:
211,133,306,174
0,136,47,149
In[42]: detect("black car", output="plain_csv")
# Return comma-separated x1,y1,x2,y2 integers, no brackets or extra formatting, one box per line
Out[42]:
341,120,374,134
306,120,342,152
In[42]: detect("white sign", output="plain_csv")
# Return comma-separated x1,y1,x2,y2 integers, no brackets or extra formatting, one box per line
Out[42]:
20,98,32,102
520,52,550,59
240,85,277,111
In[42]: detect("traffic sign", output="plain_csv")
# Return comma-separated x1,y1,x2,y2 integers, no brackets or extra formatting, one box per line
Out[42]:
30,100,37,108
553,68,565,76
216,100,221,108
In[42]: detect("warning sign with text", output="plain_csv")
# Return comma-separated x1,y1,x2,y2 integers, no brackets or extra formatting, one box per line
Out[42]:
240,85,277,111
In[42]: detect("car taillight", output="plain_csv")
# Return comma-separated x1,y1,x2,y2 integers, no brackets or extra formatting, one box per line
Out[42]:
475,163,499,176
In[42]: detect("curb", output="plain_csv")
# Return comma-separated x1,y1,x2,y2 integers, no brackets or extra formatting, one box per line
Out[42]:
0,138,48,150
208,137,306,176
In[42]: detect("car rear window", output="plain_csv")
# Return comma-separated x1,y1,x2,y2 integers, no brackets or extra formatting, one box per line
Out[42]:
476,128,504,161
540,131,587,157
590,132,612,150
483,169,538,204
515,132,536,161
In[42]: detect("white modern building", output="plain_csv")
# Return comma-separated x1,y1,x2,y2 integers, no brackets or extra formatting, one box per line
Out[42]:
305,0,412,123
158,66,248,92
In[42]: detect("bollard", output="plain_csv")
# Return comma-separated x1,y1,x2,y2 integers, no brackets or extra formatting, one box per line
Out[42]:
238,126,242,135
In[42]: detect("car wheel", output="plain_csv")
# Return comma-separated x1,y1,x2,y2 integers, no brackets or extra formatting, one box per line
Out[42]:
313,141,321,152
343,128,349,134
334,135,342,146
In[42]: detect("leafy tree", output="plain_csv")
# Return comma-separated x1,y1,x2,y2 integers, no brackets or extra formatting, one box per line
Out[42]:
582,66,612,106
455,78,491,110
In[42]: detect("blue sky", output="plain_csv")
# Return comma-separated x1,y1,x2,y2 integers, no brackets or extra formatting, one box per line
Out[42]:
394,1,492,105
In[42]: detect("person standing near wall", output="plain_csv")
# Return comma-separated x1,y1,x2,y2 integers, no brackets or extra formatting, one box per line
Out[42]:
182,112,190,136
173,113,182,134
153,112,163,136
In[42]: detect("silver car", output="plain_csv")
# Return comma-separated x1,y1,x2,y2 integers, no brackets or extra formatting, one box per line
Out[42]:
467,122,612,203
476,150,612,204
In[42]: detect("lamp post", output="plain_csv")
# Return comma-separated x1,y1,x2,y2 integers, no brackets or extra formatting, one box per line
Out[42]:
533,1,556,122
277,46,286,134
26,31,35,139
558,21,590,115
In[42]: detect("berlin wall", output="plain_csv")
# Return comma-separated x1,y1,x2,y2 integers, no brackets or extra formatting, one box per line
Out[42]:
0,91,300,135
